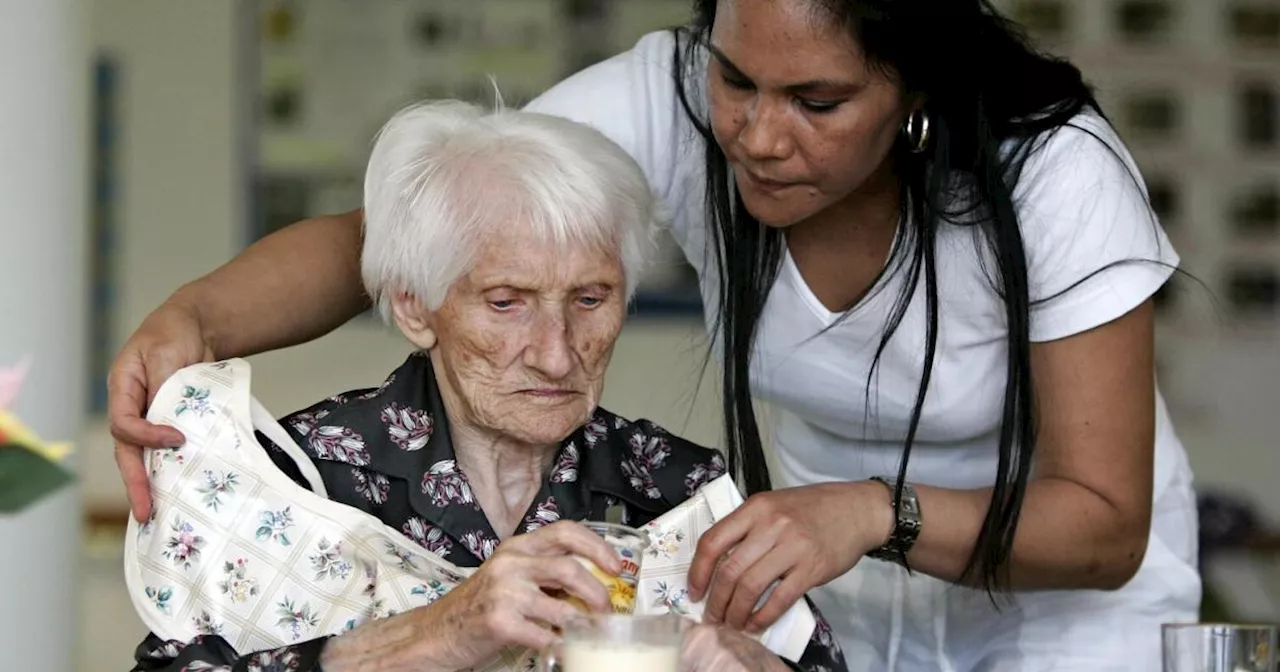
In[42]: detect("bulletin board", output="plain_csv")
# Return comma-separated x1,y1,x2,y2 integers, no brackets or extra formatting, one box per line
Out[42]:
246,0,703,317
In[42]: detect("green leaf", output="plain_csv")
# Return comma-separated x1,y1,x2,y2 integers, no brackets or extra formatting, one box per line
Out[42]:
0,445,74,514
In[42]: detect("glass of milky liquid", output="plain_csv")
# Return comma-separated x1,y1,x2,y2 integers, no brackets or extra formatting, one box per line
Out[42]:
538,613,685,672
558,521,649,614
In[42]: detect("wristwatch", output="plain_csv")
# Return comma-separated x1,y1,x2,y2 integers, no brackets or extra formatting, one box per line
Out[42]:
866,476,922,566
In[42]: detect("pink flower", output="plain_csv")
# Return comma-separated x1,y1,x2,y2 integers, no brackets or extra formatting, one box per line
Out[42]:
0,356,30,410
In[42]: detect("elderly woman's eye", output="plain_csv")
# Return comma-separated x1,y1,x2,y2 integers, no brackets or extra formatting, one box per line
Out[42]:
488,299,518,311
577,296,605,308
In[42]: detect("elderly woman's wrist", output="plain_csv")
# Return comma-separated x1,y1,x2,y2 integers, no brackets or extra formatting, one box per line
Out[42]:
317,613,455,672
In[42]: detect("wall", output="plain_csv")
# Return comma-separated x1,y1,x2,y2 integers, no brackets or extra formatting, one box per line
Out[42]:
80,0,238,506
91,1,243,335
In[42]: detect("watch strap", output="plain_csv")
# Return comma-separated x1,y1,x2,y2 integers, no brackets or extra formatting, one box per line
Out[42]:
866,476,922,566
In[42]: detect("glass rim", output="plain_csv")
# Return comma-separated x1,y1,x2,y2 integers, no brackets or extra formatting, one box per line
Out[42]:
560,612,685,640
565,612,682,625
1162,622,1280,631
581,520,649,543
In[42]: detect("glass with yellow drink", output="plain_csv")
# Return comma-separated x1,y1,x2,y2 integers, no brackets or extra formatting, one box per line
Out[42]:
562,521,648,614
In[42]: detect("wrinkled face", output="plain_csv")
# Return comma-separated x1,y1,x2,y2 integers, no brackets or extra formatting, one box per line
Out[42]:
421,228,625,447
708,0,912,227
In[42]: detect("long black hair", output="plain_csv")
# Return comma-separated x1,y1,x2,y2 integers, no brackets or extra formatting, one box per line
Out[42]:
671,0,1107,597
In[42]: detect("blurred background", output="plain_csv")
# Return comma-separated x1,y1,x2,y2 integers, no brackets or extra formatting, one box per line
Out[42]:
0,0,1277,669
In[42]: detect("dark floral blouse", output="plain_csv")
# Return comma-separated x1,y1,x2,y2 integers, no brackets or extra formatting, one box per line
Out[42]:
132,353,847,672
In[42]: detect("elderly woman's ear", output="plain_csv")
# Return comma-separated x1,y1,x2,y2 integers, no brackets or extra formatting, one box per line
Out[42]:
390,292,438,350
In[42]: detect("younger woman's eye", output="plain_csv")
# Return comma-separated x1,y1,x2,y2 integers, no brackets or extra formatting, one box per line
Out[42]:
720,72,753,90
798,98,842,114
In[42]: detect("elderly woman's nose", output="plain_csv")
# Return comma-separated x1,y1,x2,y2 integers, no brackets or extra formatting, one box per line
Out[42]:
522,310,575,379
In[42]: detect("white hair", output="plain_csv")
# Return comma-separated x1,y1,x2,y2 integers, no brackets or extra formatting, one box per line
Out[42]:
361,97,661,319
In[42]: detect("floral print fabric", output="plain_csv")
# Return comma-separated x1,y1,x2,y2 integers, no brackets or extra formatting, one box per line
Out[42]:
131,354,846,672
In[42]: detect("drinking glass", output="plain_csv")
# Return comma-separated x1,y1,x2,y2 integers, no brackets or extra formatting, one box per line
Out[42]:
1162,623,1278,672
559,521,648,614
539,613,684,672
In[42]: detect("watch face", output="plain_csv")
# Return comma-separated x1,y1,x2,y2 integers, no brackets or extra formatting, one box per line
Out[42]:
868,478,921,560
902,498,921,516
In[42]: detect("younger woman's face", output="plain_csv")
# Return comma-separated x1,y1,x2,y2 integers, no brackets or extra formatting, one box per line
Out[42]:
708,0,912,227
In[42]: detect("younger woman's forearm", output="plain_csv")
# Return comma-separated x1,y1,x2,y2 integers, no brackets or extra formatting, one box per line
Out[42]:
900,479,1149,590
170,209,370,359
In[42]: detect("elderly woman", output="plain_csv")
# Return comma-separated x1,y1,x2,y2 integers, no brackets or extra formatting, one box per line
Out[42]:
130,101,846,672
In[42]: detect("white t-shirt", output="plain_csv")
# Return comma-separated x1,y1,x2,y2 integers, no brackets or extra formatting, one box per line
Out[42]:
526,30,1199,671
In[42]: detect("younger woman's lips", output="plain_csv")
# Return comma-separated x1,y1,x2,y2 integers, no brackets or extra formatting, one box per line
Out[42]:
745,171,798,192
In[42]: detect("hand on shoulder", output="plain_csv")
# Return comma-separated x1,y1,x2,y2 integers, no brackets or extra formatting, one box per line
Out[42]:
109,299,215,522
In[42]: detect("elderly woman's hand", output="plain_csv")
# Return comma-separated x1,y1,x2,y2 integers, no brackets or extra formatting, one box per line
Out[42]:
680,623,793,672
320,520,624,671
431,520,623,661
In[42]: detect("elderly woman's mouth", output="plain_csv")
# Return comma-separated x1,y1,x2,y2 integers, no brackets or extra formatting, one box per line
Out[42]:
518,388,581,398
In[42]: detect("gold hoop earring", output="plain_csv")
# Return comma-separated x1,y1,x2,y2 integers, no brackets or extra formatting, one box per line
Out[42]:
904,109,931,154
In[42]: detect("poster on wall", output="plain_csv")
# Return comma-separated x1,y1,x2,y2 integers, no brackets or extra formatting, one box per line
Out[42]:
247,0,704,317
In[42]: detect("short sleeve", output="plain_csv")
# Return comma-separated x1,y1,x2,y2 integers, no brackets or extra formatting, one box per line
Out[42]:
522,30,691,221
1015,112,1180,342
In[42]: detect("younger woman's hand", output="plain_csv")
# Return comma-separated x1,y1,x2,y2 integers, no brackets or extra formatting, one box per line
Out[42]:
688,482,891,633
109,300,215,522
